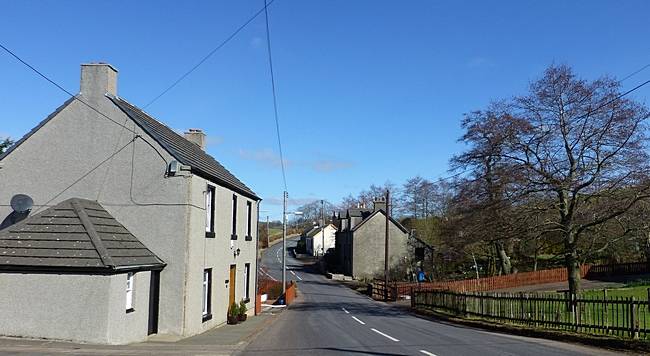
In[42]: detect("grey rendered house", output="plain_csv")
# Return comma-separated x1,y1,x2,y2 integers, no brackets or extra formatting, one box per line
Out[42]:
0,198,165,344
333,198,409,279
0,63,260,344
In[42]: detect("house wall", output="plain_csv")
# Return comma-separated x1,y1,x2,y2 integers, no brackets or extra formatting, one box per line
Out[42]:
310,226,336,256
0,65,259,341
0,89,189,339
335,230,353,275
106,271,153,344
0,273,112,343
351,213,408,280
183,175,258,336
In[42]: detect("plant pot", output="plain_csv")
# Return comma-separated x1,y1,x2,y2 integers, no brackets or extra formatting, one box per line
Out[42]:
227,315,239,325
238,314,247,322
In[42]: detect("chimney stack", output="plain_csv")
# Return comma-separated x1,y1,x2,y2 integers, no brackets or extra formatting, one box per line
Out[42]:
373,196,386,212
80,63,118,99
184,129,206,150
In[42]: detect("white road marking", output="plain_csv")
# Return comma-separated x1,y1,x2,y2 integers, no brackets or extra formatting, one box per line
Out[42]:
351,316,365,325
342,308,349,314
419,351,437,356
371,328,399,342
260,269,278,281
289,270,303,280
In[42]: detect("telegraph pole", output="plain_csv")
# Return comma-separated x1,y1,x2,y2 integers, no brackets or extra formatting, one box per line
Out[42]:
266,215,270,248
282,191,287,298
384,190,390,301
321,199,325,256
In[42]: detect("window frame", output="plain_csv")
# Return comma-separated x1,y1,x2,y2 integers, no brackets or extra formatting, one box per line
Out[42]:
244,263,251,302
205,185,216,238
202,269,212,322
245,201,252,241
231,194,238,240
126,272,135,313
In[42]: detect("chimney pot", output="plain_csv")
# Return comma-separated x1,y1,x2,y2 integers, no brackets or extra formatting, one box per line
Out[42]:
184,129,206,150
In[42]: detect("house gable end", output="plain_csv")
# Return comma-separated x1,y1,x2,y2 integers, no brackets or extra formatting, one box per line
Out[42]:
0,96,76,161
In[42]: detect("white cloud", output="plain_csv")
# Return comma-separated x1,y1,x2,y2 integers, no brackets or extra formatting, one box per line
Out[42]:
263,196,320,206
312,160,354,172
238,148,292,169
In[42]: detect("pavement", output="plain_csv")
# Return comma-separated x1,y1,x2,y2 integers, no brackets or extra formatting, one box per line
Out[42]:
242,237,631,356
0,312,276,355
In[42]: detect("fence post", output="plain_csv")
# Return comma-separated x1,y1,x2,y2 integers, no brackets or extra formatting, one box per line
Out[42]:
631,296,639,339
410,287,415,309
603,289,608,334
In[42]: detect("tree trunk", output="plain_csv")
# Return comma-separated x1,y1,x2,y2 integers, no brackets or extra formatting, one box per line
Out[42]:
495,241,512,275
565,238,580,296
645,231,650,266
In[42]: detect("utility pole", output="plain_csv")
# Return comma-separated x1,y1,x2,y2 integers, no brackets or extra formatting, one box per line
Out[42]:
266,215,270,248
321,199,325,257
384,190,390,301
282,191,287,299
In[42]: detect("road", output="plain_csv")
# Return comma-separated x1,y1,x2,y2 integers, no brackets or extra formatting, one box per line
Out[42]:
246,237,621,356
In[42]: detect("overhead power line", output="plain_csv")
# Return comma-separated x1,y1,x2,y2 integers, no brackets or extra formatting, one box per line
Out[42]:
263,0,288,192
0,43,139,136
143,0,277,109
620,62,650,83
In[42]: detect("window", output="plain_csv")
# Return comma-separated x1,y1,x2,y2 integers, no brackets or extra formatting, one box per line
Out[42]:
245,201,252,241
244,263,251,301
202,269,212,322
126,272,135,313
231,195,238,240
415,247,425,262
205,186,215,238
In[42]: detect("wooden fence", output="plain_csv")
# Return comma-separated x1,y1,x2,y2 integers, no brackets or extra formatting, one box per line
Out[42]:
370,279,397,301
586,262,650,279
388,265,590,296
412,289,650,339
382,262,650,297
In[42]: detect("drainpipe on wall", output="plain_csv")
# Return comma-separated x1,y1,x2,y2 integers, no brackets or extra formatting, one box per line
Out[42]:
255,200,261,315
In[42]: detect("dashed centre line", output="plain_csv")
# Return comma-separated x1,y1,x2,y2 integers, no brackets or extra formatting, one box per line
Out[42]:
419,351,437,356
371,328,399,342
351,316,365,325
289,270,303,281
341,308,349,314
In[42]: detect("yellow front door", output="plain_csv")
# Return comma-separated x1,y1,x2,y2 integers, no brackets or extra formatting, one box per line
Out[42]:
229,265,236,307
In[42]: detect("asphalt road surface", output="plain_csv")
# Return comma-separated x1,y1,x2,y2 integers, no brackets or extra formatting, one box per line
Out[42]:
246,237,622,356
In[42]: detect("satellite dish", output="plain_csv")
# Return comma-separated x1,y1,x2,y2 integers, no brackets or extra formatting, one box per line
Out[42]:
10,194,34,213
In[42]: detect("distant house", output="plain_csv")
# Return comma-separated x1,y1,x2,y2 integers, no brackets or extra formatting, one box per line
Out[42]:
0,63,261,344
303,224,337,256
333,198,410,279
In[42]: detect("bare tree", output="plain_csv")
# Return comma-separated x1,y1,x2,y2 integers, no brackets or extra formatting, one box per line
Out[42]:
460,65,650,294
451,102,523,275
0,137,13,154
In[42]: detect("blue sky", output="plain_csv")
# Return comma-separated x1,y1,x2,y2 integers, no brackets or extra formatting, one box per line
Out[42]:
1,1,650,220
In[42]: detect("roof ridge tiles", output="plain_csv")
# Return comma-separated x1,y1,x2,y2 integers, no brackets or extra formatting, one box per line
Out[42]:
70,199,115,268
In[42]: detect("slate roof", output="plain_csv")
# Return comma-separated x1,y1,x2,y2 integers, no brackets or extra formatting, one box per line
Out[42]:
306,224,337,237
0,198,165,273
109,96,260,200
347,208,372,218
351,209,409,234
